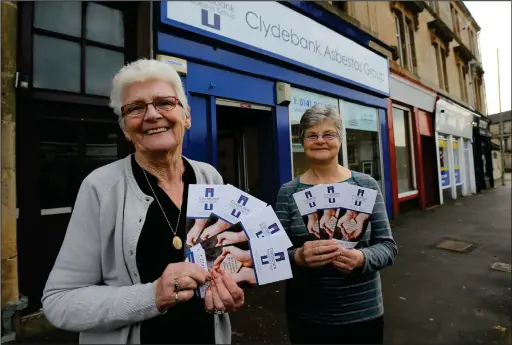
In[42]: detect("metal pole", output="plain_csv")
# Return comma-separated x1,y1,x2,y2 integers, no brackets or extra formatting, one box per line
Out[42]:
497,49,505,186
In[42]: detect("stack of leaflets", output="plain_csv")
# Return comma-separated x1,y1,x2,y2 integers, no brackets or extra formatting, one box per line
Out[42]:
184,184,293,298
292,182,378,248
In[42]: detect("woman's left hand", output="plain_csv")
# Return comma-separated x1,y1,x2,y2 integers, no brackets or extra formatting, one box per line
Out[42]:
332,248,365,274
205,269,245,314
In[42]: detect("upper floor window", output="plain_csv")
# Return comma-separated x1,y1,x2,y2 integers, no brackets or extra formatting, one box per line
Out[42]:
330,1,347,13
468,30,477,54
32,2,127,96
457,63,468,103
427,1,439,14
394,10,417,73
434,43,449,91
473,76,483,111
450,4,461,37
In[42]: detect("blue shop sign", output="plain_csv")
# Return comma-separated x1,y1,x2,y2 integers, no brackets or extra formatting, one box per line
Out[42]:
441,169,450,187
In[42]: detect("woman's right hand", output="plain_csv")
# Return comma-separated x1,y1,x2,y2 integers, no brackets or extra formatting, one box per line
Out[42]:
199,219,230,242
186,218,208,246
212,246,253,269
154,262,211,312
294,240,342,267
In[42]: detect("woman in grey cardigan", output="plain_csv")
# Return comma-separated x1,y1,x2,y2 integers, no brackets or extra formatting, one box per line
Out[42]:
42,59,244,344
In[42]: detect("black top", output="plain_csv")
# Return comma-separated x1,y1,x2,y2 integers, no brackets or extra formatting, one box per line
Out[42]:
132,155,215,344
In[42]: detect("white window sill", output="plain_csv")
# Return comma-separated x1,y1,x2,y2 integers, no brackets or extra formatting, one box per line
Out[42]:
398,190,418,199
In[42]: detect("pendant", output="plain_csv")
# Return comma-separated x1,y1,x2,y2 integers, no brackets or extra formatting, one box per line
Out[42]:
173,236,183,250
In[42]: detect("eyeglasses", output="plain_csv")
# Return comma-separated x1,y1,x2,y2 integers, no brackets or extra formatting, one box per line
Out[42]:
304,133,339,141
121,96,183,118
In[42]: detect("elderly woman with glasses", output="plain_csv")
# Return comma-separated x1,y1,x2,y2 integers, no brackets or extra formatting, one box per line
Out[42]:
275,105,397,344
42,59,244,344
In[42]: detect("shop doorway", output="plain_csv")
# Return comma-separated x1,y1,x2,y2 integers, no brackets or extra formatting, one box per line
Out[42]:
215,99,276,205
421,135,439,207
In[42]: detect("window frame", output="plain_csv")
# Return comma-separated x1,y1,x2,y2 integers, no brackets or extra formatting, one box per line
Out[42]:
457,62,468,103
434,42,449,92
19,1,137,106
394,9,417,73
450,4,461,37
392,104,418,199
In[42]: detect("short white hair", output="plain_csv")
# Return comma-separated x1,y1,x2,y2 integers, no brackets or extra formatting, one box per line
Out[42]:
109,58,189,122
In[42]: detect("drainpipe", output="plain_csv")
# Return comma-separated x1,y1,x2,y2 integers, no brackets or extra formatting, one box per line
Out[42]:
149,1,154,58
1,2,28,342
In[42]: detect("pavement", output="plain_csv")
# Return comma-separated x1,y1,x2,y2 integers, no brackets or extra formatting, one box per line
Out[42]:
13,183,512,344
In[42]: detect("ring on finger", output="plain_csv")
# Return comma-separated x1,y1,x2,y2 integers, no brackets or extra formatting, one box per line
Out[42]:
214,308,225,315
174,291,180,304
173,278,181,292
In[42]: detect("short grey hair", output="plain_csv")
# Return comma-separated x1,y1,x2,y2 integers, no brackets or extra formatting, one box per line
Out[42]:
299,104,343,143
109,59,189,128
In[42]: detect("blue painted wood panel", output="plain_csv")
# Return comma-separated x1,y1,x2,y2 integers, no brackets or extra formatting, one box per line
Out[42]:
187,63,275,106
379,108,393,217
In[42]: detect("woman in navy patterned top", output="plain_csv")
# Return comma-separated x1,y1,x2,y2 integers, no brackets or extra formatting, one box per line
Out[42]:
275,104,397,344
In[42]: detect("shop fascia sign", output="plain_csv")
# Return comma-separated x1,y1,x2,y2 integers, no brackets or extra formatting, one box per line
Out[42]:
435,98,474,139
163,1,390,95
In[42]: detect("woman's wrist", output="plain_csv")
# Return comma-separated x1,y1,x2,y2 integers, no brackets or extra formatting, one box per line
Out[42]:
293,247,306,267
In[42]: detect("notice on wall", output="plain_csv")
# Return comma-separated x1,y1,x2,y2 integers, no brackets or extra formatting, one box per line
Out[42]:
440,167,450,187
340,100,379,132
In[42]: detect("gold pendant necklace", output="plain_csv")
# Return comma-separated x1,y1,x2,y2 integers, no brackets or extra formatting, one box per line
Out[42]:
142,169,183,250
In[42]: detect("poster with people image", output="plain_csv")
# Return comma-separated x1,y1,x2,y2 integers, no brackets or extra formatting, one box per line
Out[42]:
293,183,378,248
292,184,324,240
185,185,293,297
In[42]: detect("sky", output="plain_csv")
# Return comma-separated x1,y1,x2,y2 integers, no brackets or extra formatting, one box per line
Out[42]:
464,1,511,115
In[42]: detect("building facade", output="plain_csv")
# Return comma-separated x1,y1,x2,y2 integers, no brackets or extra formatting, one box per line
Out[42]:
2,0,490,328
489,111,512,173
332,1,487,214
8,0,397,317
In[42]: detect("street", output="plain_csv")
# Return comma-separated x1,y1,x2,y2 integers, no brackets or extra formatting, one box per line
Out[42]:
16,183,512,344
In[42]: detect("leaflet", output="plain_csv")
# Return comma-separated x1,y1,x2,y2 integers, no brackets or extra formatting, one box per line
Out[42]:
292,185,323,240
194,184,267,245
186,234,293,297
239,205,293,248
316,183,378,247
185,184,224,250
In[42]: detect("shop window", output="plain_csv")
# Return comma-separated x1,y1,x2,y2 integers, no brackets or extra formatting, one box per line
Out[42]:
32,2,127,96
39,118,120,210
289,88,342,178
85,46,125,95
39,119,82,209
394,10,417,73
342,101,382,188
434,43,449,91
392,107,416,196
438,137,450,188
34,1,82,37
33,35,81,92
453,139,461,185
85,3,125,47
